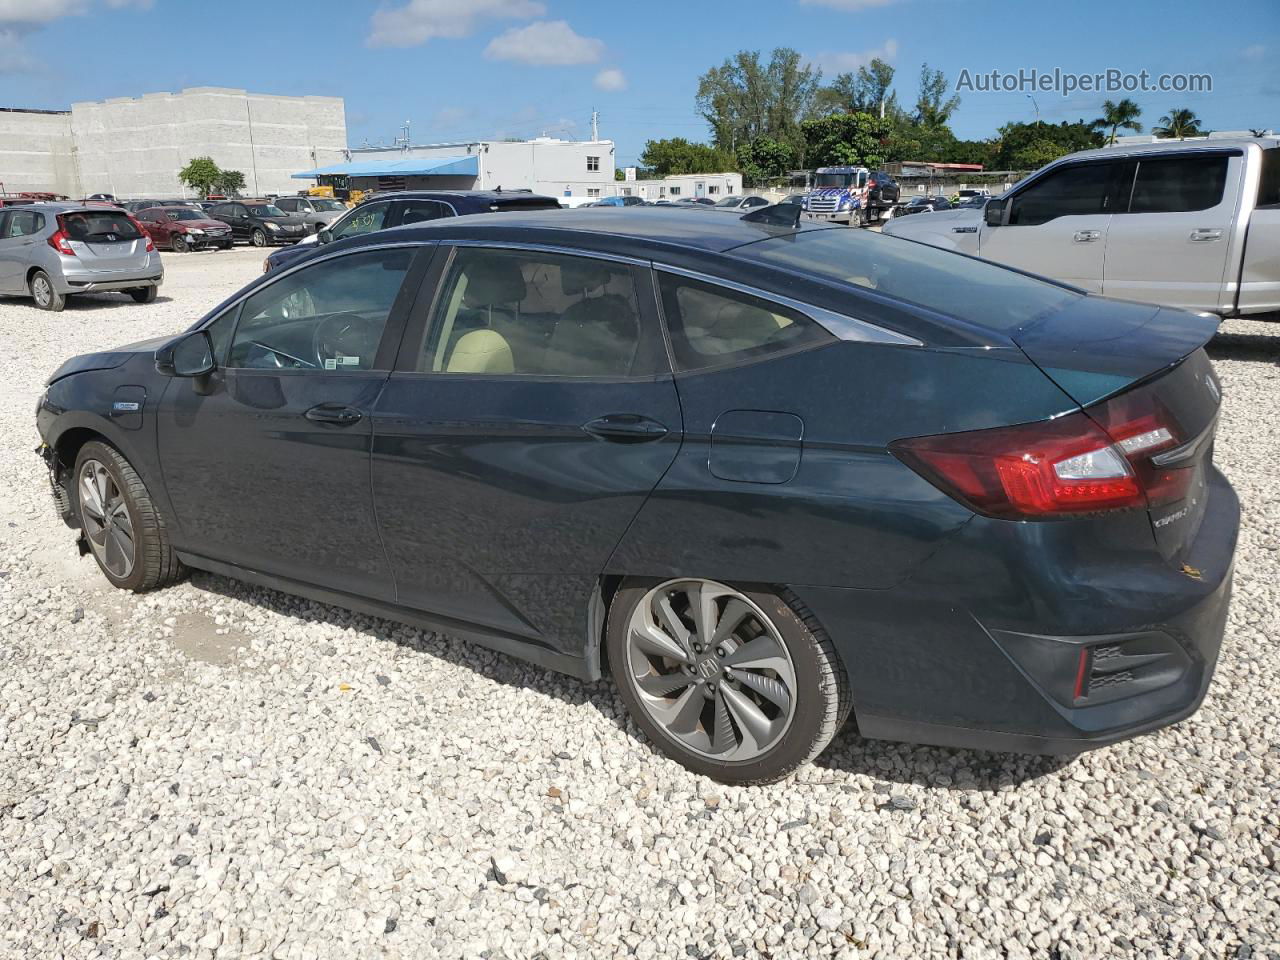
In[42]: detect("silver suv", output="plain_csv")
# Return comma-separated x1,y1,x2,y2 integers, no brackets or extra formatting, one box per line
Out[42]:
272,195,348,233
0,203,163,312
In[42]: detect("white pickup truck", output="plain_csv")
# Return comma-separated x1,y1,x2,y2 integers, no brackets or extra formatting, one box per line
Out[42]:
882,137,1280,318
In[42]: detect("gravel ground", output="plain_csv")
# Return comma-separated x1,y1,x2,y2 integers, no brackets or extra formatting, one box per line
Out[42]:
1,248,1278,960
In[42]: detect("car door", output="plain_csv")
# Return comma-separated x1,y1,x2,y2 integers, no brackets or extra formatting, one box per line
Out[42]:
0,211,24,293
979,160,1131,292
230,203,252,239
1103,151,1244,311
369,244,681,655
155,243,432,599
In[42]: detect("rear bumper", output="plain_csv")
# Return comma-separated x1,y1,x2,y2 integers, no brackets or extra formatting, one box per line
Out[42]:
63,273,163,293
793,466,1239,756
57,253,164,294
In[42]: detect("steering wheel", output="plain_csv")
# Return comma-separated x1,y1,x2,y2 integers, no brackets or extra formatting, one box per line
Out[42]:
312,313,376,369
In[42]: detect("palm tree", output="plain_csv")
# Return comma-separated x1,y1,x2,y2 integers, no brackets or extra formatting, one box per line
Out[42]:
1092,98,1144,145
1153,108,1203,139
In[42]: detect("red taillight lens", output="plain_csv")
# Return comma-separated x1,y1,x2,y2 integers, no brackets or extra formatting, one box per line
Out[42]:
48,217,76,256
891,411,1144,518
126,215,155,252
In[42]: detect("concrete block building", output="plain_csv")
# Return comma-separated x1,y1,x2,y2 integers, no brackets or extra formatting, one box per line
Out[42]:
1,88,347,199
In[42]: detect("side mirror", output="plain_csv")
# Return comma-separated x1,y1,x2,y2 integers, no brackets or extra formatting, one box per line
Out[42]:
156,330,215,378
318,227,333,244
984,199,1006,227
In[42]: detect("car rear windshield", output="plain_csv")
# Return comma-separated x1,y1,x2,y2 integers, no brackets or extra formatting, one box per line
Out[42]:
62,211,143,242
732,228,1082,333
168,209,208,221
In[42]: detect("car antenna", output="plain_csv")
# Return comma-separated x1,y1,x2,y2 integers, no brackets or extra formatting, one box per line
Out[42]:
741,203,801,229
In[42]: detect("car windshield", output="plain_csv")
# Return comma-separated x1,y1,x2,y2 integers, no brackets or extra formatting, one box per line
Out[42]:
168,209,207,221
248,205,286,217
814,173,855,188
732,228,1081,334
311,199,346,211
714,196,742,206
62,211,143,242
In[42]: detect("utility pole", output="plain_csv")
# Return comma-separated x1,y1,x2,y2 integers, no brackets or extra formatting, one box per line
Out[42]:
591,109,599,142
1026,94,1040,124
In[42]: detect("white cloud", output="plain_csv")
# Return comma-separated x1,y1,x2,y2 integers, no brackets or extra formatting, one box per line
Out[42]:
594,67,627,92
810,38,898,74
0,27,36,73
483,19,603,66
799,0,901,9
1242,44,1266,60
0,0,87,25
367,0,544,49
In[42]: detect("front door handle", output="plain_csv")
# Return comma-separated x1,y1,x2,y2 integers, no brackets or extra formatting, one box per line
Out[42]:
583,414,669,443
1189,228,1223,242
304,403,363,426
1073,230,1101,243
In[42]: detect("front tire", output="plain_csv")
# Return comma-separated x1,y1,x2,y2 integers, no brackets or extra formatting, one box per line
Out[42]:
171,234,189,253
250,228,267,247
73,441,185,592
607,578,852,784
129,286,158,303
30,270,65,311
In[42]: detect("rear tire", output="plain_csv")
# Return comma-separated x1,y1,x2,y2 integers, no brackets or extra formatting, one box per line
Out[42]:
129,286,158,304
30,270,65,312
72,440,185,592
607,578,852,784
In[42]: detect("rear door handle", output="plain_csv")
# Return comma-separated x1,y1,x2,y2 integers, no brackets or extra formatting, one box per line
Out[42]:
583,414,669,443
1073,230,1101,242
304,403,363,426
1189,228,1223,242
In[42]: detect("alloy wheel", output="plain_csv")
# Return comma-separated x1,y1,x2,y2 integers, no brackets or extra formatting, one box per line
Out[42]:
32,275,52,307
251,229,266,247
624,579,797,761
78,459,136,579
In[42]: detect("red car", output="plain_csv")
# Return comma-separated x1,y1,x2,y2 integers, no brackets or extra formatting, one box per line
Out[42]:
135,205,234,252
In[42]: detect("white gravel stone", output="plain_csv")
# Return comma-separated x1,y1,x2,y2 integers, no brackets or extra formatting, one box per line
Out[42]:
1,252,1278,959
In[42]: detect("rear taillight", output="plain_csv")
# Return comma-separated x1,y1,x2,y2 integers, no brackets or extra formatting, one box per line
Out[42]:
127,215,156,252
891,382,1190,520
48,216,76,256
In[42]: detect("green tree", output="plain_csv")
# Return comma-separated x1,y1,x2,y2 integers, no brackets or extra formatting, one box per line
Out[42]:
214,168,246,195
615,168,626,181
1153,108,1202,138
1092,98,1143,145
814,58,898,118
988,120,1102,168
737,136,795,185
696,47,821,155
1011,138,1068,169
801,112,891,169
178,156,222,196
914,63,960,127
639,138,737,177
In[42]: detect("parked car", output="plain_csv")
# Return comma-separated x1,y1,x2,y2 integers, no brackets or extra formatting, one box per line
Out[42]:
262,189,563,272
206,200,308,247
85,193,117,202
36,208,1237,783
713,195,771,211
0,203,161,311
125,199,202,214
272,195,349,233
896,196,953,216
779,194,806,206
594,195,646,207
135,206,234,252
953,194,992,210
883,137,1280,317
674,196,716,205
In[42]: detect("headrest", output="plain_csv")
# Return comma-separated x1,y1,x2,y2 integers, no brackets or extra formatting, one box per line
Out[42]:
461,256,527,307
446,330,514,374
560,259,616,295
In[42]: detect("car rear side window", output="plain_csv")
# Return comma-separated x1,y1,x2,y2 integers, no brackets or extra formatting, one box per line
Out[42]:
2,210,44,237
1258,149,1280,208
733,228,1081,334
398,200,451,225
419,248,659,378
1129,155,1229,213
657,272,832,372
62,211,142,242
227,248,412,371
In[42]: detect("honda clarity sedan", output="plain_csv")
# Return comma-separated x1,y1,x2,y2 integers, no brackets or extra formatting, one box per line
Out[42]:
35,207,1238,783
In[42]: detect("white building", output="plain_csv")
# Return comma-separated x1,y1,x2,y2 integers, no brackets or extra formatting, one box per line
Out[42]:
616,172,743,201
1,88,347,199
295,137,618,200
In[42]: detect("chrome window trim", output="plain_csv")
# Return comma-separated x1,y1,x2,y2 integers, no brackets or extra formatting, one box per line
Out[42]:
654,263,923,347
448,238,647,266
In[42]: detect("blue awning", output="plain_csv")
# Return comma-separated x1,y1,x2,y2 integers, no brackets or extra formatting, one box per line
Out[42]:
292,155,478,179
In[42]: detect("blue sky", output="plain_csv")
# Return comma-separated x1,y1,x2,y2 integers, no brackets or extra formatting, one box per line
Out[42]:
1,0,1275,167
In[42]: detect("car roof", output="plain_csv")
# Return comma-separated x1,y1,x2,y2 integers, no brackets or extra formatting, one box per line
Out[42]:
1053,136,1279,164
351,206,835,255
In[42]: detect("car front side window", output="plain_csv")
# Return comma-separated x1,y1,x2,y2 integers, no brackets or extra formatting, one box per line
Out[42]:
226,247,413,372
1008,162,1120,226
418,247,658,378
